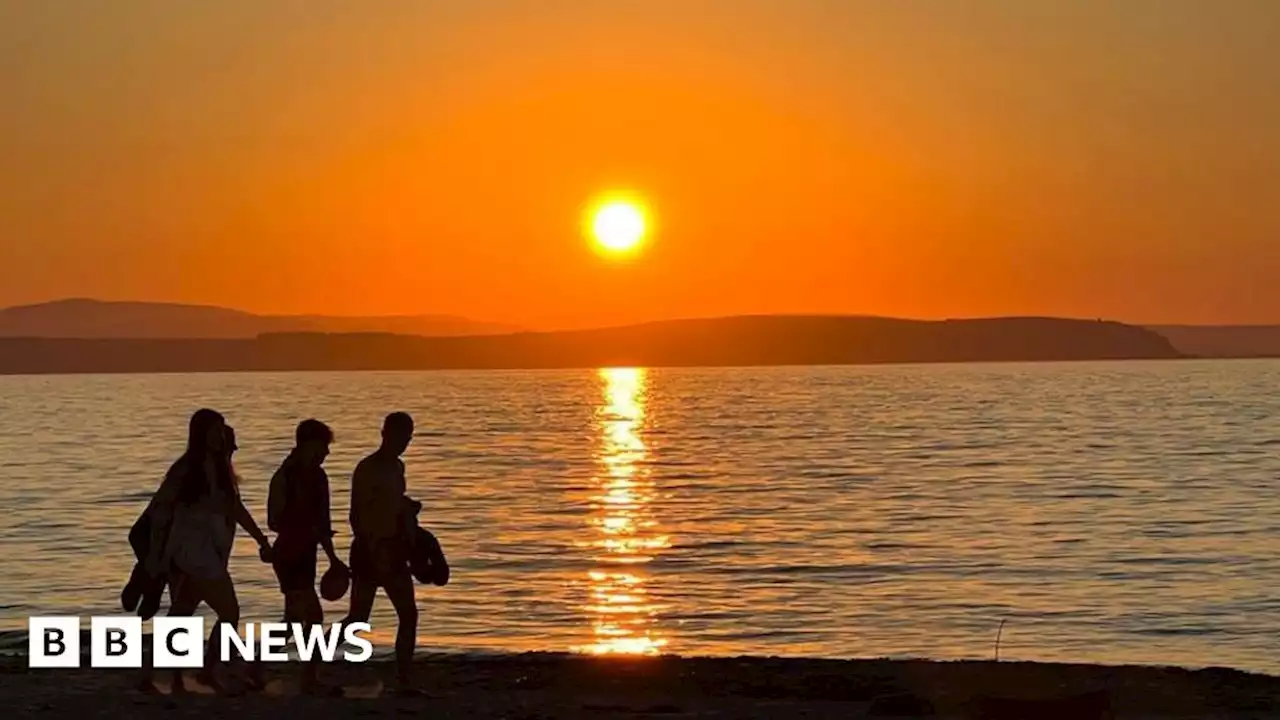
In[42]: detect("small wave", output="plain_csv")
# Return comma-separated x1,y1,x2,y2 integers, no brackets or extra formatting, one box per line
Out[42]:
116,490,154,501
676,540,744,551
1133,626,1228,638
1052,492,1124,499
0,629,29,650
1112,556,1216,567
705,562,913,578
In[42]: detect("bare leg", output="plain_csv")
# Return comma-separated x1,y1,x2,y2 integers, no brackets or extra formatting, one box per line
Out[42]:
341,578,376,626
336,578,378,686
191,574,240,694
245,605,286,692
383,572,418,689
138,575,198,694
284,589,325,693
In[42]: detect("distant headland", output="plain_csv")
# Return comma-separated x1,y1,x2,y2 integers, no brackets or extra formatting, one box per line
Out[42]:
0,300,1187,374
0,298,522,339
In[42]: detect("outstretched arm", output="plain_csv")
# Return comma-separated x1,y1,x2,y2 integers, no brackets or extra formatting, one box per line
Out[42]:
236,497,269,546
235,496,272,561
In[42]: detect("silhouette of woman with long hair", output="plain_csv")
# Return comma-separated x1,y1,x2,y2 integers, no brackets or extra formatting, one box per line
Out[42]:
138,409,272,694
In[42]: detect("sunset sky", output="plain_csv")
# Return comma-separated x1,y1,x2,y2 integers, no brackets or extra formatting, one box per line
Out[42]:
2,1,1277,329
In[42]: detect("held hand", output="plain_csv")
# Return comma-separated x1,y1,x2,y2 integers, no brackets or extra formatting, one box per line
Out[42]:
258,541,274,564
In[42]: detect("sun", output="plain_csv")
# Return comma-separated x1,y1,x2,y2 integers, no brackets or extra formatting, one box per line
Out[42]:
587,197,648,254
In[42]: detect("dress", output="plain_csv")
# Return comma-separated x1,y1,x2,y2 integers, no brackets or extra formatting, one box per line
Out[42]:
147,461,237,582
164,494,235,580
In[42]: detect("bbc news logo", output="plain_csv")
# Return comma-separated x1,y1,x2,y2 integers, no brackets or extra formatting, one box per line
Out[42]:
28,616,373,668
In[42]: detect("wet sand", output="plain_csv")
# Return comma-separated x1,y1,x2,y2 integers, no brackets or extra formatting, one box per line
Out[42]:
3,652,1278,719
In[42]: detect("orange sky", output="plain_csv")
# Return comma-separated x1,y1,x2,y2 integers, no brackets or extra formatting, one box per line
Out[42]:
2,1,1278,329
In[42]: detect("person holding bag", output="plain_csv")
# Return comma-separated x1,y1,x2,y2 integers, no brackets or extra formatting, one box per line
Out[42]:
128,410,272,694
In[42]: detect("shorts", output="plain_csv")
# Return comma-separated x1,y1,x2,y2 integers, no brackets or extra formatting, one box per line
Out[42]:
272,536,318,594
349,535,410,588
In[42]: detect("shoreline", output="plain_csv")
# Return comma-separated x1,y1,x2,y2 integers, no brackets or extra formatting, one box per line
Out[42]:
4,651,1278,718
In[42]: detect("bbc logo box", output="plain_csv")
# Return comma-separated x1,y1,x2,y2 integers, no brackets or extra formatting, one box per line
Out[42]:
28,616,203,669
27,617,81,668
28,616,373,668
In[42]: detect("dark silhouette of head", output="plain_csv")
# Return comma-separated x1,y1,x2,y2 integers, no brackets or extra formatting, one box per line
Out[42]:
381,412,414,456
295,418,334,466
178,408,237,505
187,408,227,458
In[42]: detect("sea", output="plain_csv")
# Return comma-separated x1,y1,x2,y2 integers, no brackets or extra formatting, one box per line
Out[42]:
0,360,1277,675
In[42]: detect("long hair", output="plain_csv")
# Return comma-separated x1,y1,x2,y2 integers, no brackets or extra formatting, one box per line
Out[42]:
176,408,237,507
224,425,242,496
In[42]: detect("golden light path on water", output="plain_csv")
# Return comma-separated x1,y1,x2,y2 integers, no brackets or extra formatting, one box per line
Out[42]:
576,367,671,655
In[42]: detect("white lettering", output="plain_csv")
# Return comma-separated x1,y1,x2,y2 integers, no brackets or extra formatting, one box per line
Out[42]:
26,617,377,667
153,617,204,668
221,622,255,662
27,617,80,668
291,624,343,662
258,622,290,662
90,616,142,668
342,622,374,662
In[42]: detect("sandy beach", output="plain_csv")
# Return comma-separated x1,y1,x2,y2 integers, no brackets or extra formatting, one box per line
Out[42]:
3,652,1278,719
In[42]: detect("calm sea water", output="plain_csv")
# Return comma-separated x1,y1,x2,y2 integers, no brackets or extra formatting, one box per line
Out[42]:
0,361,1277,674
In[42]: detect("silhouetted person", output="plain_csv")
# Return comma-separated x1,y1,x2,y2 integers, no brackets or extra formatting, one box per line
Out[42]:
266,418,345,694
342,411,422,692
138,410,272,694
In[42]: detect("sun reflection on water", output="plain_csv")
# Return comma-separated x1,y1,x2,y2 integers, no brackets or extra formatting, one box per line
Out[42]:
576,367,671,656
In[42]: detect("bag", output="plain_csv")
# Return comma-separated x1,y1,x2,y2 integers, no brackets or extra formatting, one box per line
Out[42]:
122,505,169,618
128,511,151,560
320,562,351,601
409,526,449,587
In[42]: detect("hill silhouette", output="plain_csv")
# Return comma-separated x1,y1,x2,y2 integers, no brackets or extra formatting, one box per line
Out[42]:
0,315,1183,375
0,299,519,339
1149,325,1280,358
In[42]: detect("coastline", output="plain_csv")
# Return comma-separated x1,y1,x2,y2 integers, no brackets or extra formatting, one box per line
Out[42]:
0,315,1185,375
4,651,1278,718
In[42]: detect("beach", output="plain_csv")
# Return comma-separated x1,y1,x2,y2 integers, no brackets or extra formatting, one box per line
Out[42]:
4,652,1279,719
